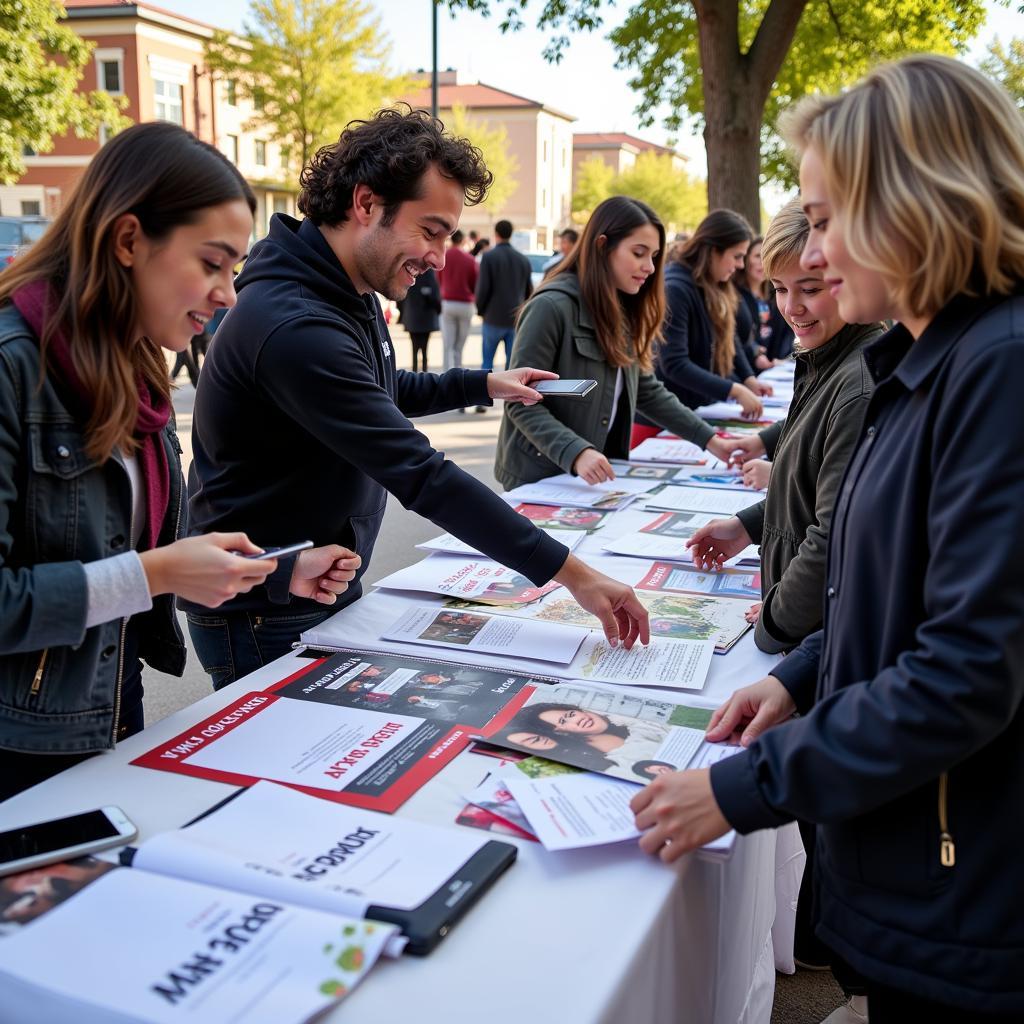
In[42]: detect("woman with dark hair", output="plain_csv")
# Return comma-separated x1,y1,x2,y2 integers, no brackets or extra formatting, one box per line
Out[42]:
633,210,774,448
734,236,793,368
0,122,355,800
494,196,737,490
397,267,441,371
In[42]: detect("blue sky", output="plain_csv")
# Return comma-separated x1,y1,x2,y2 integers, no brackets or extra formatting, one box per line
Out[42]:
158,0,1023,186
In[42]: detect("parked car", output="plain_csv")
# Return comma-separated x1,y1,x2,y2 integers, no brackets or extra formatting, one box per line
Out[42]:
0,216,50,265
524,250,557,289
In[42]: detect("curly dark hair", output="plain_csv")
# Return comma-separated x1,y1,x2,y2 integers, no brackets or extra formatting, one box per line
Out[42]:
298,105,492,227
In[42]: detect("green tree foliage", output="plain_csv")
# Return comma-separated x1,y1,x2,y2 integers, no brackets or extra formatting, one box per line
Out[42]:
980,36,1024,110
570,155,614,220
444,0,987,227
446,103,518,214
610,152,706,230
0,0,130,184
205,0,411,173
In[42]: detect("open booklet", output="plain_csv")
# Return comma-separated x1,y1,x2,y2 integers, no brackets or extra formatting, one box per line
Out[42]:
373,556,562,606
0,848,400,1024
124,780,516,956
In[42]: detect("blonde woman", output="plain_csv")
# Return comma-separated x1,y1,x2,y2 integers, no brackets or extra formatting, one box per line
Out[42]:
632,55,1024,1021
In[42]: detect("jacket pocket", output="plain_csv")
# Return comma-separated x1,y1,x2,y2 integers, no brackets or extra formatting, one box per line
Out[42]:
26,424,96,559
572,333,605,364
344,507,386,587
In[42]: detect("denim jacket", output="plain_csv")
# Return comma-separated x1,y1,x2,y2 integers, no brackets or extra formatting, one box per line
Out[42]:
0,305,186,755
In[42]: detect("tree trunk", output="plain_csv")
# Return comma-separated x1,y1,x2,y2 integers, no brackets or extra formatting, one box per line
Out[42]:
694,0,807,232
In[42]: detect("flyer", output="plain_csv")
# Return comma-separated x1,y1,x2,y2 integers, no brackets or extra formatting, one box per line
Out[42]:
503,476,641,510
669,466,765,492
601,510,716,560
568,634,715,691
416,527,585,557
380,604,589,664
637,560,761,601
484,682,716,785
628,437,709,465
373,556,562,606
133,650,550,812
513,503,611,531
641,485,762,516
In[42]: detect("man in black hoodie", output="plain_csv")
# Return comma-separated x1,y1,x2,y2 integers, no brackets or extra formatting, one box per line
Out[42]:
185,108,650,688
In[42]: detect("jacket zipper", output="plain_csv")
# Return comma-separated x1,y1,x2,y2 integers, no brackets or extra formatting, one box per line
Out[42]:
938,771,956,868
29,648,49,697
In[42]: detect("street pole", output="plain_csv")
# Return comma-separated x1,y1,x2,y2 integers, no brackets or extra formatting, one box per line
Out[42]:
431,0,439,119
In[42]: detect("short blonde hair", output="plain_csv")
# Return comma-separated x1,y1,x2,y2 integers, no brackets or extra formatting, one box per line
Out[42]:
780,54,1024,319
761,198,809,280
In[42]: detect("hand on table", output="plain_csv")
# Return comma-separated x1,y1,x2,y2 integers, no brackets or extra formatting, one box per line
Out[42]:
289,545,362,604
745,601,762,624
705,674,796,747
573,448,616,485
686,516,752,571
553,554,650,649
631,768,731,863
487,367,558,405
747,377,774,398
741,459,772,490
705,434,741,465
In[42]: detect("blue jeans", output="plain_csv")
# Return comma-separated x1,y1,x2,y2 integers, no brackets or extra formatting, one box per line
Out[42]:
481,323,515,371
187,608,335,690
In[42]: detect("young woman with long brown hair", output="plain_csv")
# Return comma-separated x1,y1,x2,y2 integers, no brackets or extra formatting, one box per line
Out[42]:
0,122,357,800
633,209,774,447
493,196,737,490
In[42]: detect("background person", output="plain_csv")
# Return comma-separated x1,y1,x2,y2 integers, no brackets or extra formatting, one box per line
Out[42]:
475,218,533,375
186,109,650,689
735,236,794,369
495,196,738,491
632,210,773,448
542,228,579,274
0,123,338,799
631,55,1024,1022
437,228,478,372
397,266,441,371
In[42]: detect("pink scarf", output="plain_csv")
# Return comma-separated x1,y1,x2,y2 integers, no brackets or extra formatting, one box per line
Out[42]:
12,281,170,550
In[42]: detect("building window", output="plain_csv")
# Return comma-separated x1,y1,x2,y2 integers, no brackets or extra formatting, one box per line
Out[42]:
21,200,41,216
153,78,184,125
255,139,267,166
22,144,36,157
226,79,237,106
94,49,124,96
273,196,289,214
225,134,239,164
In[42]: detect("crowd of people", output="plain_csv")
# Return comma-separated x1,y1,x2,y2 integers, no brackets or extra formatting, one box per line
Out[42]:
1,51,1023,1022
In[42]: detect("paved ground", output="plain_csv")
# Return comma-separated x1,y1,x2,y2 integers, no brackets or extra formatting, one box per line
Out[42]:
151,319,843,1024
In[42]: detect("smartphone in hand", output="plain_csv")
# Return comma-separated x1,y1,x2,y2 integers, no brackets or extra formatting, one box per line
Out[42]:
243,540,314,560
534,379,598,399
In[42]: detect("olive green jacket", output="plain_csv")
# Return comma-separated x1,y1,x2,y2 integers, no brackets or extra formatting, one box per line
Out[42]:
494,274,715,490
736,321,883,653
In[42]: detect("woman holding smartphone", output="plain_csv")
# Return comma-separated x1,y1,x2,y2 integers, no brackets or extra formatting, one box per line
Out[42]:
494,196,737,490
0,123,358,800
631,56,1024,1020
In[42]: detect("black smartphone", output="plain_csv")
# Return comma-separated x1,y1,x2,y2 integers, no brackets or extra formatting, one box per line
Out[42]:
243,540,314,560
0,806,138,876
534,379,598,399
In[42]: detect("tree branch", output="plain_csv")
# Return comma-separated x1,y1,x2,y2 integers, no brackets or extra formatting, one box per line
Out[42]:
745,0,807,100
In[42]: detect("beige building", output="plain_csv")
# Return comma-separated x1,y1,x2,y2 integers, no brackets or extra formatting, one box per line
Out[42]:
403,71,575,251
572,131,687,181
6,0,296,237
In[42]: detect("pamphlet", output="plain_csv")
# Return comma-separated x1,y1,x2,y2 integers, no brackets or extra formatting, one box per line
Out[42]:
503,477,640,510
483,682,716,785
373,556,561,606
695,399,785,423
628,437,709,465
133,649,552,812
0,861,398,1024
470,586,751,652
417,527,585,557
601,510,716,560
669,466,765,492
380,604,589,664
568,634,715,691
642,486,762,516
463,774,539,839
637,560,761,601
513,503,611,531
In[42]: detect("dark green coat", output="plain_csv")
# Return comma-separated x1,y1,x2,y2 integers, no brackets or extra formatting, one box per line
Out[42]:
737,321,883,653
494,274,715,490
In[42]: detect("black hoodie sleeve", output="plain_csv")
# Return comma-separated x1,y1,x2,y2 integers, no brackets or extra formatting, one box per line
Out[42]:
257,317,569,585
